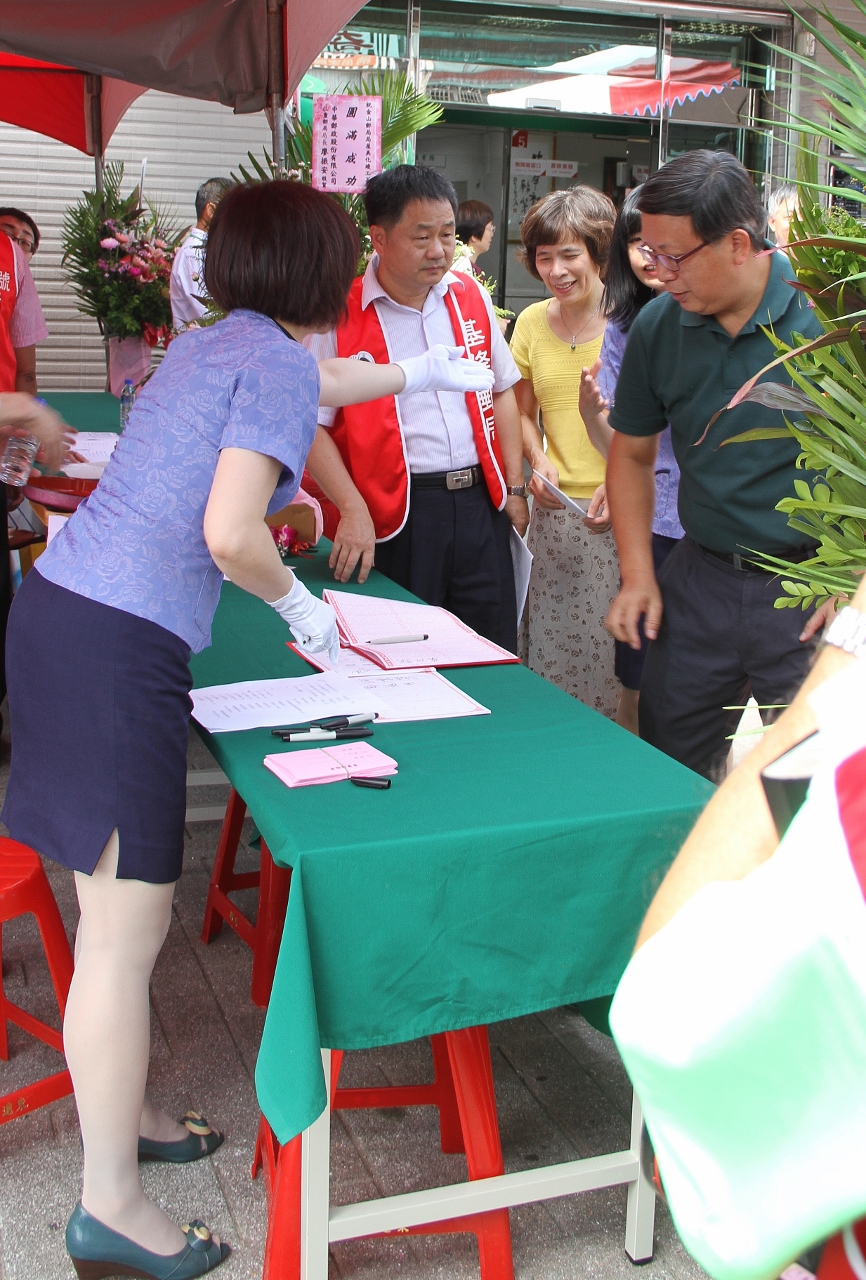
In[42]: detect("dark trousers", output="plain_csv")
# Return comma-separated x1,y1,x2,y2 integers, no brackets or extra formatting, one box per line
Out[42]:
639,537,819,781
373,484,518,653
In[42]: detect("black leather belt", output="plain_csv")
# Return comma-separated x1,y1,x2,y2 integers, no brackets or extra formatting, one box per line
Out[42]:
697,542,816,572
410,465,484,491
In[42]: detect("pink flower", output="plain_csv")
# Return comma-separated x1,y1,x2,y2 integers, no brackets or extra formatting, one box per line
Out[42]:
100,237,119,249
115,232,130,244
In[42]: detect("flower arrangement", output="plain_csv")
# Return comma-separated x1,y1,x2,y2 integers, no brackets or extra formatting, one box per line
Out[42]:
62,162,184,345
270,525,314,559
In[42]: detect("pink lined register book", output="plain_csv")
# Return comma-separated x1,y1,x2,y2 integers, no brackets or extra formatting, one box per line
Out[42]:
264,742,397,789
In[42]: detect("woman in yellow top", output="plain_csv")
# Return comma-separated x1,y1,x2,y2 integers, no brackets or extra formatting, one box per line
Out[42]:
510,187,619,716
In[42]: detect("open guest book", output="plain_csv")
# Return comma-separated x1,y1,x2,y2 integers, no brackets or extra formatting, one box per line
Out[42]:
264,741,397,788
322,590,519,670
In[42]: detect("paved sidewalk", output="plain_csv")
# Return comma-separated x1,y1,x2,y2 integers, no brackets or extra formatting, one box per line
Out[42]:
0,729,709,1280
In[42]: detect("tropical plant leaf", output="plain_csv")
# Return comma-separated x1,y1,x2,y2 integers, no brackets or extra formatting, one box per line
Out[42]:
719,427,796,445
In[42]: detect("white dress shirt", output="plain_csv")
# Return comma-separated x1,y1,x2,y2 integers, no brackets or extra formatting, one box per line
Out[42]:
305,256,520,474
170,228,208,326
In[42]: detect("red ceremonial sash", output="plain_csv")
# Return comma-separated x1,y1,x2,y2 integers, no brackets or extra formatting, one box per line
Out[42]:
329,272,507,542
0,234,19,394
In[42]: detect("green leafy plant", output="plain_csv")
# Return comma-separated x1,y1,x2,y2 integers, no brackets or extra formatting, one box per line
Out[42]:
711,7,866,608
61,162,184,343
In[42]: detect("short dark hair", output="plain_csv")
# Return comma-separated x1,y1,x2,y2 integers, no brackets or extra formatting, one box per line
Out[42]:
602,187,656,332
519,187,616,281
204,180,359,328
637,150,766,251
195,177,233,221
363,165,457,230
0,207,39,252
457,200,494,243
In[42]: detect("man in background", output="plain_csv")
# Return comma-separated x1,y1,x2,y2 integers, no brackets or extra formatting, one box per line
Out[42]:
170,177,232,327
766,182,800,249
0,207,39,261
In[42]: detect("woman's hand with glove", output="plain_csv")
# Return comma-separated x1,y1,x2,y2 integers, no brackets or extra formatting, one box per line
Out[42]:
267,575,341,665
396,345,495,395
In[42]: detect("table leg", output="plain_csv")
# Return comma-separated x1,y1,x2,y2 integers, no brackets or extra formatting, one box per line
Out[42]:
625,1090,655,1263
300,1048,332,1280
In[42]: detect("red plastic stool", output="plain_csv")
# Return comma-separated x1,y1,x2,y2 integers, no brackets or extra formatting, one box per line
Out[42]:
253,1025,514,1280
200,788,291,1008
0,838,74,1122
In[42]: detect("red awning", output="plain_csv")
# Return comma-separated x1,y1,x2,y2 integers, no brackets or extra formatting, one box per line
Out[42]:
0,0,367,114
0,52,144,155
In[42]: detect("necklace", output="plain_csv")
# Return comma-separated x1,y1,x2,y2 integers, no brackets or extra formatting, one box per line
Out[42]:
565,299,601,350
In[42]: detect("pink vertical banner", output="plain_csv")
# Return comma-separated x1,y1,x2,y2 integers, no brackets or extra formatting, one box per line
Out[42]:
311,95,383,194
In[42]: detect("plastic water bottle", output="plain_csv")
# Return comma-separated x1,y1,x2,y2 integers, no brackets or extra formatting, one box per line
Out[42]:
0,433,39,486
120,379,135,429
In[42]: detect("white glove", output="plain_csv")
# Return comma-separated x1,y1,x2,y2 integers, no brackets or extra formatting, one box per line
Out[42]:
396,344,495,395
267,576,340,665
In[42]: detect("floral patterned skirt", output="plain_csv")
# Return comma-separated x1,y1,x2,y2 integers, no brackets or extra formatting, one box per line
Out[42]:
519,505,620,718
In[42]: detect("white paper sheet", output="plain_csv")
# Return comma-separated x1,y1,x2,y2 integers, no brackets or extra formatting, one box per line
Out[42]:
190,671,391,733
323,590,518,670
531,469,590,515
288,642,392,676
510,526,533,620
71,432,119,465
335,668,490,722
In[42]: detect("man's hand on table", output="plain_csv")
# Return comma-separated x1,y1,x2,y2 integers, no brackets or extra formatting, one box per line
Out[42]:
330,501,376,584
606,575,663,649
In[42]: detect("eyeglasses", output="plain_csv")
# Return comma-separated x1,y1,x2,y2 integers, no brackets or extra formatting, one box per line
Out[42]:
0,229,34,255
639,241,708,274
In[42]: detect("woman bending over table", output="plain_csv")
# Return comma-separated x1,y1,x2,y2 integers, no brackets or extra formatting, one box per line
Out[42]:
1,180,493,1280
511,187,619,716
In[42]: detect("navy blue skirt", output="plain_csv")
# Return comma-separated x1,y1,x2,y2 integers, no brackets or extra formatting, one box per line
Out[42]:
2,570,193,883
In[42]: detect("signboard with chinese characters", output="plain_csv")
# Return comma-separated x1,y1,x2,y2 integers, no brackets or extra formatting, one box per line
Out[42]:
311,95,382,194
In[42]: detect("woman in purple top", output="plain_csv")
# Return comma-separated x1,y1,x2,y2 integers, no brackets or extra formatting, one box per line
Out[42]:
1,181,494,1280
578,188,684,734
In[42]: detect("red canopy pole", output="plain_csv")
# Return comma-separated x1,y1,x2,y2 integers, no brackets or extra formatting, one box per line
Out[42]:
85,73,104,191
267,0,287,175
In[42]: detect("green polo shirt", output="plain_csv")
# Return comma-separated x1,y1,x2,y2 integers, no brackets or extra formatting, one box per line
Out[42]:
609,247,822,554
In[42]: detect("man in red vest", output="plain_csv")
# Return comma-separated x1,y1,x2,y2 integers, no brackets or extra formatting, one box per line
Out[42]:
306,165,528,652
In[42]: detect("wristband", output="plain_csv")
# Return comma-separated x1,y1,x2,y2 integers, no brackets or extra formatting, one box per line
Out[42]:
824,605,866,659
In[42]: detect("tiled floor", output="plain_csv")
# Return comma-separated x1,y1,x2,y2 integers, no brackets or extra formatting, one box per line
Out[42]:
0,727,711,1280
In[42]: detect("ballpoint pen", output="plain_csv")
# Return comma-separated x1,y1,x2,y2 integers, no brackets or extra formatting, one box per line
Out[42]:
270,712,378,737
278,726,374,743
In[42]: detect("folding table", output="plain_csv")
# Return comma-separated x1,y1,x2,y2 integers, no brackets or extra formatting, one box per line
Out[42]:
189,549,713,1279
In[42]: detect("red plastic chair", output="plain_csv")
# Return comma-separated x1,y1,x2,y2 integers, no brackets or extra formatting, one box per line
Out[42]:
253,1025,514,1280
200,788,291,1008
0,838,74,1122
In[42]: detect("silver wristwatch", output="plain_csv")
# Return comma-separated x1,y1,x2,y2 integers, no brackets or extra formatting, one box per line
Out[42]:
507,484,528,498
824,606,866,659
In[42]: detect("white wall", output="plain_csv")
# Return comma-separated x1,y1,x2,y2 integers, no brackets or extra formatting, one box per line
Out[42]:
0,90,271,391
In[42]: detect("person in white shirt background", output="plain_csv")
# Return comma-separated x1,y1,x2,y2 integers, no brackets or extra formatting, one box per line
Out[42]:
169,177,232,327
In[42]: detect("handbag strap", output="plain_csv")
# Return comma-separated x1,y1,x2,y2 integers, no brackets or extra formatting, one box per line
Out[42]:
836,746,866,896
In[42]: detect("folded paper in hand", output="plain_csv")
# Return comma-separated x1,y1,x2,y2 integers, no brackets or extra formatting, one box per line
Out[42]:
264,741,397,788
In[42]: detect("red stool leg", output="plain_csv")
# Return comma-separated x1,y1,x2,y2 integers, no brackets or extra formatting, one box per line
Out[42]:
254,1115,302,1280
201,789,248,943
250,841,292,1009
445,1027,514,1280
0,921,8,1061
430,1032,465,1155
330,1050,345,1098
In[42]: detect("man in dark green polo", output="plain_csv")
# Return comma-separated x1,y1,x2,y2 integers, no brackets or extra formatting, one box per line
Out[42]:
606,150,832,781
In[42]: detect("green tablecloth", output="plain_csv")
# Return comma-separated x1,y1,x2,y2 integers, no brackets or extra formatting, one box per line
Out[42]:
190,550,713,1143
41,392,119,433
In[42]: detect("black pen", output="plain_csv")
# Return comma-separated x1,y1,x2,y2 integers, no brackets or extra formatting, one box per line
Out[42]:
350,776,392,790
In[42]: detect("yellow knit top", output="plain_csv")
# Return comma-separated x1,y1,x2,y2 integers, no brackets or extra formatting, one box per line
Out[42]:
510,299,606,499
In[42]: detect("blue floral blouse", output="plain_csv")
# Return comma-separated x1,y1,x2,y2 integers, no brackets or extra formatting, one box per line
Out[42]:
38,310,319,652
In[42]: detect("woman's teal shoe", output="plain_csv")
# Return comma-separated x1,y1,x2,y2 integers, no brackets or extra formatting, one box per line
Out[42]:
66,1203,230,1279
138,1112,224,1165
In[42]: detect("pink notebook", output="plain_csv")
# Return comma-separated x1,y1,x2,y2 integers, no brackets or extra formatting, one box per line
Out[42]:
264,742,398,789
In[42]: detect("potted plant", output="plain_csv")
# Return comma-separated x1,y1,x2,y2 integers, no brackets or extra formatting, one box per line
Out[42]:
61,162,184,395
